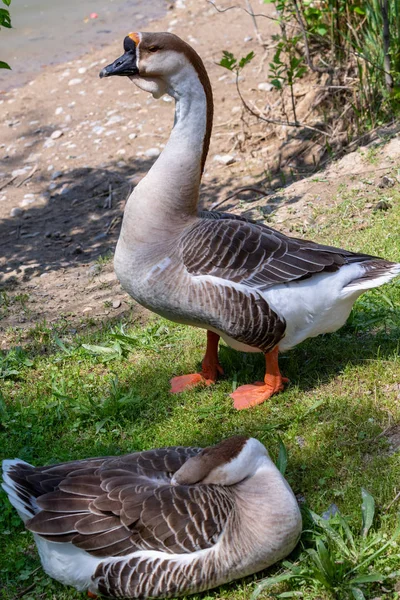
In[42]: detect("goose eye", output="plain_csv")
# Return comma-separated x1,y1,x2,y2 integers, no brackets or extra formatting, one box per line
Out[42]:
148,45,159,53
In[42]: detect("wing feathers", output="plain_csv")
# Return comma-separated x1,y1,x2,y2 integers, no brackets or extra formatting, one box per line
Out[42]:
75,514,121,534
27,512,86,535
181,214,377,289
6,447,232,560
36,491,92,512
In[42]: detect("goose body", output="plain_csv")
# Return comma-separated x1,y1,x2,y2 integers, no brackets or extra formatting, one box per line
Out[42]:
102,32,400,409
2,436,302,598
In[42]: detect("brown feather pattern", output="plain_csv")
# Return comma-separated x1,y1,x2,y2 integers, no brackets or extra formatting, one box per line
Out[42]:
183,212,377,289
7,446,233,561
4,438,303,598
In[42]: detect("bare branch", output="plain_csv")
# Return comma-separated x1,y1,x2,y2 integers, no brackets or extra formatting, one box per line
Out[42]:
211,186,270,210
234,72,329,137
245,0,264,46
292,0,332,73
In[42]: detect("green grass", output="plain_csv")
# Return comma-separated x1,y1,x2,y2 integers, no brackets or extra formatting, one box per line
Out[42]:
1,184,400,599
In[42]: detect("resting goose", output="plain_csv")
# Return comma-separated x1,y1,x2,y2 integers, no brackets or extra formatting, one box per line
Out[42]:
2,436,301,598
100,32,400,409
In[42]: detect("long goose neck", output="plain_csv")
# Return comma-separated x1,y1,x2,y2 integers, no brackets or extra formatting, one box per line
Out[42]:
222,462,301,574
123,56,213,237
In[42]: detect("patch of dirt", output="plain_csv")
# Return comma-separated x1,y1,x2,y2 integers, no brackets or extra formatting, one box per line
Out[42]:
1,0,400,342
383,424,400,455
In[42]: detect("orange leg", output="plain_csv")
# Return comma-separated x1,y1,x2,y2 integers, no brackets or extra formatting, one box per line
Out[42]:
88,592,98,599
170,331,223,393
230,346,289,410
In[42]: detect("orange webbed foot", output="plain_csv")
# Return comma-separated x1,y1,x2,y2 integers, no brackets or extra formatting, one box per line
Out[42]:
170,331,222,394
170,373,215,393
88,592,98,599
230,375,288,410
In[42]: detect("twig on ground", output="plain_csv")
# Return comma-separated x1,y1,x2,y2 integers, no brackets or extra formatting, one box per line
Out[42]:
105,215,121,234
13,568,42,599
385,490,400,512
214,119,235,128
211,186,270,210
12,583,36,599
15,165,38,188
0,175,18,191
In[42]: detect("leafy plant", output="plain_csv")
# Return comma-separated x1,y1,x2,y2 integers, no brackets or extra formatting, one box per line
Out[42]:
0,347,33,379
0,0,12,70
82,322,172,362
253,489,400,599
276,436,288,475
219,50,255,75
268,35,307,122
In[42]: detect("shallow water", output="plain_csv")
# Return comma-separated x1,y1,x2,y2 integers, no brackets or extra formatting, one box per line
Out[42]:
0,0,166,90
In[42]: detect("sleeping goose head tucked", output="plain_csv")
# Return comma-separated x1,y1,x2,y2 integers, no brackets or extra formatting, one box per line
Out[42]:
100,32,207,99
172,435,270,486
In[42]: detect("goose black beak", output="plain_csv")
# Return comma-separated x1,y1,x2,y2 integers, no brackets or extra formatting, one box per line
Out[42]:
99,36,139,78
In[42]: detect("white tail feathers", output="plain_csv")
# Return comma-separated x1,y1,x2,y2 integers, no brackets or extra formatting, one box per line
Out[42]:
2,459,36,523
343,261,400,295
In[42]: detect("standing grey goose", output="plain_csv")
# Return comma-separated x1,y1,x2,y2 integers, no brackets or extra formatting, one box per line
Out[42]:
100,32,400,410
2,436,302,598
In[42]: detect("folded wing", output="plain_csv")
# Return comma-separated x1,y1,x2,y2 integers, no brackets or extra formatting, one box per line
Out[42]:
20,447,233,558
184,212,375,289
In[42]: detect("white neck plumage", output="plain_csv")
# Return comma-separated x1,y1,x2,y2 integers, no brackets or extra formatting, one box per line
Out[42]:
120,56,213,245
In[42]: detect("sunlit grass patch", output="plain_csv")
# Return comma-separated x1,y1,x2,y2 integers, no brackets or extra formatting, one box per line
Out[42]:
1,191,400,599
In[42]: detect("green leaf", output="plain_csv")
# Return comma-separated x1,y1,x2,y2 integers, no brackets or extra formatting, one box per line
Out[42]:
351,587,366,600
272,48,283,65
305,548,332,588
0,7,11,27
238,51,255,69
95,418,110,434
350,572,384,584
315,25,328,36
353,6,365,15
276,436,288,475
361,488,375,537
310,511,352,558
336,511,355,553
54,334,72,355
270,78,283,90
315,538,334,579
219,51,237,71
295,66,307,79
2,0,11,6
290,57,302,70
252,573,300,599
81,344,121,362
82,344,118,355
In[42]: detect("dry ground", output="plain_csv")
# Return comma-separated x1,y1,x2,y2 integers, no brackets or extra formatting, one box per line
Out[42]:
1,0,399,344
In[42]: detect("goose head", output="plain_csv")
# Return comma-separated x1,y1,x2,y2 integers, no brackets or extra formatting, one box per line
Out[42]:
99,32,208,99
171,436,271,486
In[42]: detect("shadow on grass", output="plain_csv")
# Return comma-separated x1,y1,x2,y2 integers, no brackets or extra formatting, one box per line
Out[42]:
211,323,400,394
1,317,399,600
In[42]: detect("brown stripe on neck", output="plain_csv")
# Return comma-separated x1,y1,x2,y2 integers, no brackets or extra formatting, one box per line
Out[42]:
140,33,213,174
179,43,214,174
